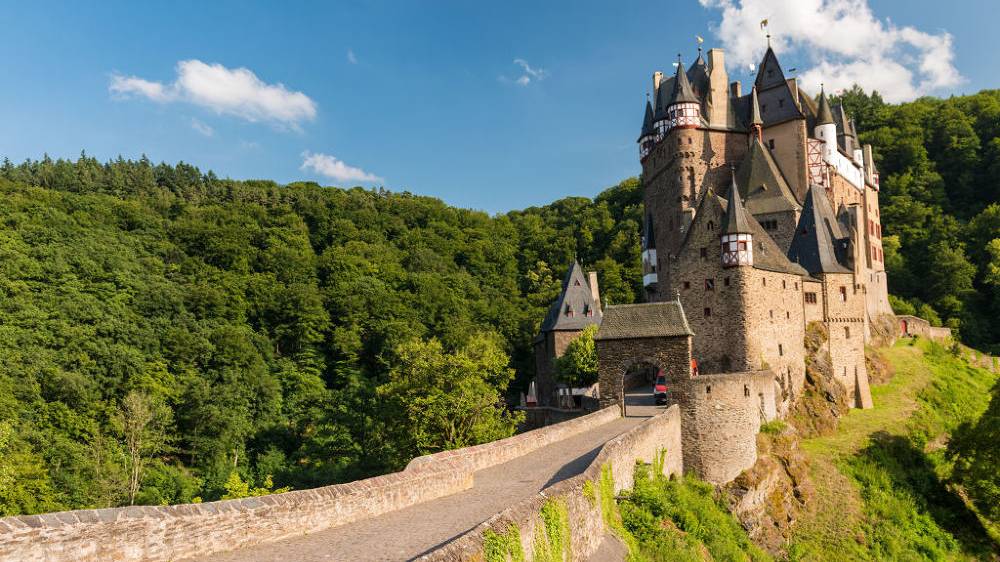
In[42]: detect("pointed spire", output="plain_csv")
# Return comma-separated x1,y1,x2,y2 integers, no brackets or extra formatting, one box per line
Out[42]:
750,86,763,126
722,167,753,235
640,98,654,138
816,84,834,125
670,55,699,105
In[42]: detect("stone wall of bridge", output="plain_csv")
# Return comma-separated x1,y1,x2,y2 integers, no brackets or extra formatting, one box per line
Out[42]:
0,406,621,562
420,405,684,561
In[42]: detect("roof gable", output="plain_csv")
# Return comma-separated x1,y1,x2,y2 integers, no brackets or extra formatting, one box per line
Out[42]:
736,137,802,215
539,261,603,332
787,186,852,274
595,302,693,340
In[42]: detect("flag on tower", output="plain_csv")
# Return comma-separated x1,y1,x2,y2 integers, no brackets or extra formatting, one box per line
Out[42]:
760,18,768,30
696,35,704,44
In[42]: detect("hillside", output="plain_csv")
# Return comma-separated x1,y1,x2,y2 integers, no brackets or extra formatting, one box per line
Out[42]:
1,88,999,517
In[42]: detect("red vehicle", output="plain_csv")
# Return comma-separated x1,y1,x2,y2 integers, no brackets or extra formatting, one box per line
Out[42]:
653,371,669,405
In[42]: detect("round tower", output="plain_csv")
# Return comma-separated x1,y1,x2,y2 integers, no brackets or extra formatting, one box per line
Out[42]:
814,85,837,161
638,97,655,160
721,169,753,267
667,55,701,130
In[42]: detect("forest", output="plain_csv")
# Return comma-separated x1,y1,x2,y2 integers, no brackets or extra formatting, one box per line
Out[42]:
0,88,997,524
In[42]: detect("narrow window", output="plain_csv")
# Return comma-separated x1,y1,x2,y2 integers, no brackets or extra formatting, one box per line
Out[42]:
700,247,707,258
778,98,784,107
705,279,715,291
688,137,692,145
744,385,750,397
724,277,730,287
584,304,593,317
706,385,712,395
708,220,715,231
763,278,767,287
768,139,775,149
805,292,817,304
779,344,784,356
786,311,791,319
782,280,787,289
840,286,847,302
683,281,691,290
795,282,799,290
770,309,774,318
564,303,574,317
844,326,850,339
704,307,712,317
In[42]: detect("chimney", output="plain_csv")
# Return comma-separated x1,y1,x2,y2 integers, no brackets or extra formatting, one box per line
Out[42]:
587,271,602,312
653,71,664,101
863,144,875,185
730,80,742,99
707,49,731,128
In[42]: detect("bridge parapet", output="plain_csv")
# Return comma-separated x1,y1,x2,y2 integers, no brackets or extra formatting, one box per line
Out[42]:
0,407,621,562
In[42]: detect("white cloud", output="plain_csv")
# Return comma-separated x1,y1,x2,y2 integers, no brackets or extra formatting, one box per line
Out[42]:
109,60,317,128
300,151,382,184
347,49,358,64
699,0,962,102
190,118,214,137
500,58,548,86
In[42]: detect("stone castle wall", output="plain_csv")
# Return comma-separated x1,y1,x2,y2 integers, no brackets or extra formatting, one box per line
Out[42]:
672,370,775,484
821,272,871,408
533,329,584,406
897,315,952,341
420,406,684,561
761,119,808,201
0,407,621,562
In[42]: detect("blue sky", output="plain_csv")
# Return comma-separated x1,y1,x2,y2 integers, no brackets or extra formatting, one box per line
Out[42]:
0,0,994,213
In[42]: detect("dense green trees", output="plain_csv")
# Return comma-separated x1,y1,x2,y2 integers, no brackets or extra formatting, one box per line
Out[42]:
554,324,599,387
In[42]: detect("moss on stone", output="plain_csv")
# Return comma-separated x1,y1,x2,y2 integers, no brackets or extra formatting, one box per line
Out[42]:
483,524,525,562
532,498,570,562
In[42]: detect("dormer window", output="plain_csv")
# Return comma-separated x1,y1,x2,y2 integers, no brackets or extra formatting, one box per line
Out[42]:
584,304,593,317
708,221,715,231
564,303,574,317
574,279,581,286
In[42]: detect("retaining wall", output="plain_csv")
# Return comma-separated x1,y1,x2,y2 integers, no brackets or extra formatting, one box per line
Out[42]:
420,405,684,561
0,407,621,562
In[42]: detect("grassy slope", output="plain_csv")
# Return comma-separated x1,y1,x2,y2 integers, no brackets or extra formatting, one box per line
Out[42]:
788,339,999,561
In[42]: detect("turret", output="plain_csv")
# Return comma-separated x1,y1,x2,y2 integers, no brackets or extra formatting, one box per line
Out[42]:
642,214,658,289
667,56,701,130
707,48,731,128
814,86,837,161
749,86,763,144
721,169,754,267
638,98,655,160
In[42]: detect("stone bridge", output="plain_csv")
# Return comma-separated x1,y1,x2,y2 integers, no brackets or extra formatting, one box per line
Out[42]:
0,390,682,562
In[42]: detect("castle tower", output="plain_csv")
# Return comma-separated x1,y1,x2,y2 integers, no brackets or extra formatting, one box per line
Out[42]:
814,86,837,162
721,170,754,267
667,56,701,130
642,214,657,293
638,98,655,160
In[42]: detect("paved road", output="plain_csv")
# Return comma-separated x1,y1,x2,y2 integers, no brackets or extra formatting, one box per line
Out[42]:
189,390,664,562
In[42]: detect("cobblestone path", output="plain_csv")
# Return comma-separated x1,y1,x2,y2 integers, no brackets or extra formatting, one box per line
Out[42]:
188,391,662,562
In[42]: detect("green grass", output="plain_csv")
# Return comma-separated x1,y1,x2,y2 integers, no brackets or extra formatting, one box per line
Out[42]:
788,338,998,561
617,464,771,562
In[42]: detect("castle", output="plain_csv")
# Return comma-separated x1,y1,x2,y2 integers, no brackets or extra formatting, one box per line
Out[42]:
535,43,894,483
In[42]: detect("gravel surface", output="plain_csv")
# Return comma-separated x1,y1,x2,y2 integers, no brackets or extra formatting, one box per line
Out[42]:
186,391,662,562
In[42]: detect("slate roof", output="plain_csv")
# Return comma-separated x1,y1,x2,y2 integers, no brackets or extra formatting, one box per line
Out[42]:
687,53,711,102
539,261,603,332
749,86,763,127
787,185,852,274
722,170,754,234
736,137,802,215
815,87,834,125
639,99,654,140
594,302,693,341
832,105,857,154
671,58,699,105
752,47,804,126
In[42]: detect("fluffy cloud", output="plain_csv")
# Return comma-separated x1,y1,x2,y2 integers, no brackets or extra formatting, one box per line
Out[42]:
300,151,382,184
110,60,317,128
699,0,962,102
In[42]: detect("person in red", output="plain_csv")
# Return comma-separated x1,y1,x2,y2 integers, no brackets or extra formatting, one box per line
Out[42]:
691,358,699,376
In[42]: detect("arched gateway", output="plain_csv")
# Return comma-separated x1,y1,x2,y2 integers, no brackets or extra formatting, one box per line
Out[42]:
594,301,694,413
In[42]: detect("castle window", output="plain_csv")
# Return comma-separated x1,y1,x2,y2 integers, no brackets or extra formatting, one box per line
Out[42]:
762,278,767,287
684,281,691,290
724,276,730,287
584,304,593,317
844,326,850,339
744,385,750,397
786,311,791,319
768,139,775,150
700,247,707,259
795,282,799,290
738,241,747,251
840,286,847,302
778,99,784,108
704,307,712,317
708,220,715,231
706,385,712,395
770,309,774,318
782,280,787,289
705,279,715,291
574,279,581,286
805,292,817,304
779,344,784,356
564,304,574,317
688,137,693,145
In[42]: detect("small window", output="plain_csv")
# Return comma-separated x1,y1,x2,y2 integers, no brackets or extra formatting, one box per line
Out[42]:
779,344,784,356
683,281,691,290
762,278,767,287
700,247,707,258
737,240,747,251
744,385,750,397
564,303,574,317
705,279,715,291
724,277,730,287
584,304,593,317
769,309,774,319
782,280,787,289
574,279,581,286
795,282,799,290
778,99,784,108
704,307,712,317
768,139,775,149
708,220,715,231
706,385,712,394
844,326,851,339
688,137,693,145
786,311,791,319
840,286,847,302
805,292,817,304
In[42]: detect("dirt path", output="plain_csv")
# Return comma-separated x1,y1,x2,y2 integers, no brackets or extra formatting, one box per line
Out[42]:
186,390,664,562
